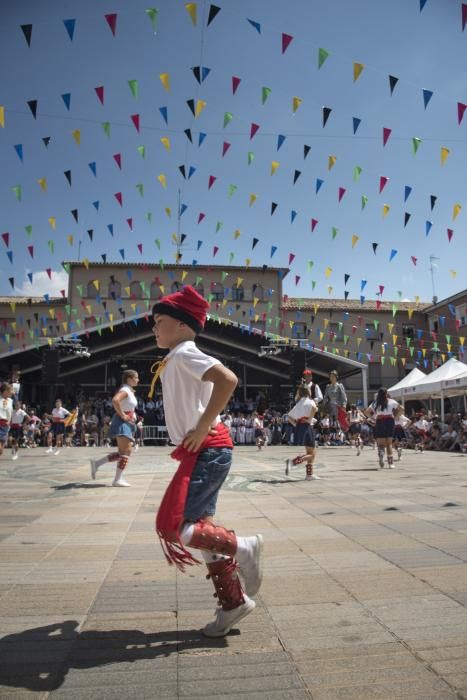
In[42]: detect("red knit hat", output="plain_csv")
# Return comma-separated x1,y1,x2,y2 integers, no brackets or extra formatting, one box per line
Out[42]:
152,285,209,334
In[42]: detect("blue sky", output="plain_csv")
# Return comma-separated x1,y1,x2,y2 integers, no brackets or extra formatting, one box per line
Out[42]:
1,0,466,303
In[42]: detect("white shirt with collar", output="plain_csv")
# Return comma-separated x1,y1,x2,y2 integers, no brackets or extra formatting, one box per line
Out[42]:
160,340,221,446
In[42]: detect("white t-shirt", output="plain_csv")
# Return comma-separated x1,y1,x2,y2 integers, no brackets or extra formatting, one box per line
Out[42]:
370,398,399,417
160,340,221,445
0,397,13,422
288,397,317,421
52,406,70,421
395,414,411,427
414,418,430,431
11,409,28,426
305,381,323,403
118,385,138,413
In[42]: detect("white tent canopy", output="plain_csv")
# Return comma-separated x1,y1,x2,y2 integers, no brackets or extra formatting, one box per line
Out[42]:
441,366,467,396
387,367,426,399
401,357,467,400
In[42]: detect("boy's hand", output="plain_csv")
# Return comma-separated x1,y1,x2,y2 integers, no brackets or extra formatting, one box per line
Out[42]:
183,422,218,452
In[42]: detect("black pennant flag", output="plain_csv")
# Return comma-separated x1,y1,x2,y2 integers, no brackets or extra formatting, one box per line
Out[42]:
322,106,332,127
388,75,399,95
27,99,37,118
21,24,32,46
207,4,221,25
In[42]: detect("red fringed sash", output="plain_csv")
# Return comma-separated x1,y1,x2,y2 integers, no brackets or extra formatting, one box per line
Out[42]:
155,423,233,571
337,406,350,431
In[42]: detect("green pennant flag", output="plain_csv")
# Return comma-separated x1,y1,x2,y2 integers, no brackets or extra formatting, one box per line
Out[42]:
136,183,144,197
102,122,111,138
196,276,203,286
145,7,159,33
344,335,349,344
62,262,70,273
228,184,237,197
65,305,71,315
48,240,55,253
216,221,223,232
137,145,146,158
12,185,22,201
159,259,164,270
332,227,339,239
311,281,316,290
307,260,314,271
146,212,152,222
412,137,422,155
361,195,368,210
223,112,233,128
25,225,32,237
318,47,329,68
155,239,161,249
409,347,415,357
248,152,254,165
262,87,271,104
76,284,83,296
221,271,228,281
373,320,378,330
229,252,235,263
392,304,398,317
128,79,138,98
353,166,362,181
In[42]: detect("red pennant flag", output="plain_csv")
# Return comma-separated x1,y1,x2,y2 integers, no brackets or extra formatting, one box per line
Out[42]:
113,153,122,169
213,245,219,257
288,252,295,265
383,127,392,146
311,218,318,232
222,141,231,157
1,232,9,247
411,256,418,265
46,268,52,279
114,192,123,206
295,275,300,285
463,4,467,30
60,289,66,297
27,245,34,258
208,175,216,189
250,122,260,139
137,243,143,254
338,186,346,202
95,86,104,105
447,228,454,242
126,218,133,230
198,213,205,224
379,176,389,193
105,13,117,36
458,102,467,125
282,33,293,53
232,76,241,94
376,300,382,310
130,114,140,132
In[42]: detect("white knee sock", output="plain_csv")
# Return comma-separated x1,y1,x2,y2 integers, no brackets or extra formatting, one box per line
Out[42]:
180,523,194,545
179,524,229,562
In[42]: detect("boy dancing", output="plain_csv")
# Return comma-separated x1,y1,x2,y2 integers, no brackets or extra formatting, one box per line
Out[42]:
151,286,263,637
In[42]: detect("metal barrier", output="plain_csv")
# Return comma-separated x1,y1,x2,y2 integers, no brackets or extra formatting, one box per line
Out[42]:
143,425,169,445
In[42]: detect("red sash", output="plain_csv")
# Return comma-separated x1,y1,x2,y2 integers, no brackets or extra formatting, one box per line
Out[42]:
155,423,233,571
337,406,350,431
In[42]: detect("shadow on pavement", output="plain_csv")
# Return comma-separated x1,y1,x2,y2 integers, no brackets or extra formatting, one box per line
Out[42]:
0,620,230,691
51,483,108,490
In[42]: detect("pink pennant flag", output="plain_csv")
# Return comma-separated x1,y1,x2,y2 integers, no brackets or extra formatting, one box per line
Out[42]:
458,102,467,125
60,289,66,297
282,33,293,53
105,13,117,36
208,175,216,189
114,192,123,206
130,114,140,132
198,212,205,224
288,252,295,265
379,175,389,193
383,127,392,146
378,285,385,295
411,256,418,265
376,300,382,310
463,4,467,30
232,76,241,94
27,245,34,258
137,243,143,254
311,218,318,232
213,245,219,257
113,153,122,169
338,186,346,202
222,141,231,157
126,218,133,230
1,232,9,247
46,268,52,279
250,122,260,139
95,86,105,105
295,275,300,285
447,228,454,242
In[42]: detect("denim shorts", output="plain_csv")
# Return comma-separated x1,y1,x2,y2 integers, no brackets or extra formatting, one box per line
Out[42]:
110,415,136,440
184,447,233,521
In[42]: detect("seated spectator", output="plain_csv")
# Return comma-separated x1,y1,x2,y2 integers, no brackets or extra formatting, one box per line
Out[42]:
440,425,458,451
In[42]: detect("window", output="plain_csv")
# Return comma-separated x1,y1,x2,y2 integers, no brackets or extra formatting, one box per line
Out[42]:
292,322,307,339
402,325,415,339
108,280,121,300
252,284,264,301
211,282,224,301
130,281,142,298
86,281,98,298
369,362,382,388
365,325,379,340
232,284,244,301
456,304,467,327
171,282,182,293
150,282,161,298
429,315,439,333
329,322,344,342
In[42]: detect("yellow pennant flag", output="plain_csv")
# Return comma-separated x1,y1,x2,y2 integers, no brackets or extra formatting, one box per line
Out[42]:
388,322,394,333
249,193,257,206
82,258,90,270
92,280,100,290
252,297,259,307
171,232,178,243
236,277,244,287
181,270,188,282
195,99,206,117
453,203,462,220
48,216,56,230
460,337,465,346
356,337,362,347
157,174,167,189
392,334,398,345
327,285,333,295
382,204,390,217
67,234,74,246
440,146,450,165
447,343,452,352
313,304,319,315
353,62,364,82
323,318,330,329
159,73,170,92
351,234,359,248
324,266,332,278
125,286,130,296
38,178,47,192
415,295,420,304
72,129,81,145
159,285,165,293
449,269,457,278
62,322,68,332
234,229,241,239
328,155,336,170
319,331,325,342
160,137,171,151
0,106,4,127
164,207,171,218
254,314,259,322
11,321,16,331
185,2,197,25
131,303,137,313
222,298,227,307
270,161,280,175
245,258,251,267
48,308,55,319
407,308,414,319
9,302,16,312
292,96,302,113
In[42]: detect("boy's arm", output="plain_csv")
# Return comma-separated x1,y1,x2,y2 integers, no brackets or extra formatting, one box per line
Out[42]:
183,363,238,452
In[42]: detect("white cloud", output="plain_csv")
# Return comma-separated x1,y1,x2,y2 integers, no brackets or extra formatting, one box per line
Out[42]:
15,270,69,298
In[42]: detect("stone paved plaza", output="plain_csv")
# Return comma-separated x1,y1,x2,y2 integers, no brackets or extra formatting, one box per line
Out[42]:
0,443,467,699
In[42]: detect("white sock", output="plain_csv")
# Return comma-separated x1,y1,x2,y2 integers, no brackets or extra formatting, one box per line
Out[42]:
179,523,194,545
114,467,126,481
95,455,109,468
179,524,229,562
236,536,256,565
